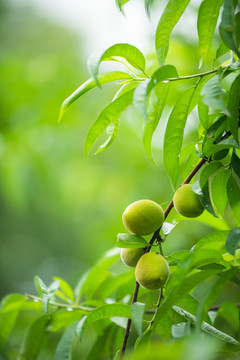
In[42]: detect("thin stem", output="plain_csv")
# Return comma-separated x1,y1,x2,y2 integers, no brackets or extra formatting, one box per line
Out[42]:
25,293,94,312
165,65,229,83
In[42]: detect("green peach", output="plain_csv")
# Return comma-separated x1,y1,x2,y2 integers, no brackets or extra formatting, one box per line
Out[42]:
122,200,164,236
135,252,169,290
173,184,204,218
120,247,145,267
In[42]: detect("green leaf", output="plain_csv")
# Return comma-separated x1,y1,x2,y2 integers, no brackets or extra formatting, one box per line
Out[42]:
227,73,240,141
74,248,120,301
172,321,190,338
196,267,238,328
49,310,89,333
58,71,132,122
18,316,49,360
214,42,230,64
84,89,134,159
202,116,227,156
205,138,240,157
199,183,218,217
88,43,145,85
173,306,239,345
225,228,240,255
34,276,60,317
210,168,230,218
145,0,154,17
217,301,239,331
0,294,25,348
199,162,223,188
197,0,224,67
133,65,177,120
193,230,229,252
219,0,240,57
131,302,146,337
98,271,135,299
117,233,148,248
231,152,240,178
116,0,130,13
198,98,210,130
143,83,169,163
163,85,198,189
54,321,78,360
95,120,120,155
53,277,74,302
227,175,240,221
76,304,131,340
201,74,229,115
155,0,191,65
152,269,219,332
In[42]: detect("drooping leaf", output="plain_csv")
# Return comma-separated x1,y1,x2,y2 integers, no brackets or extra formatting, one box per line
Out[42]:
225,228,240,255
74,248,120,301
193,230,229,252
88,43,145,85
0,294,25,348
219,0,240,57
131,302,146,337
95,120,120,155
198,98,210,130
173,306,239,345
227,176,240,221
152,269,220,332
76,304,131,340
58,71,132,122
199,162,223,188
163,86,197,189
49,310,89,333
18,316,49,360
196,267,238,328
53,277,74,302
217,301,239,331
210,168,230,218
231,152,240,179
54,321,78,360
155,0,191,65
227,73,240,141
197,0,224,67
201,74,229,115
204,138,240,157
199,182,218,217
133,65,177,120
117,233,148,248
116,0,130,13
143,82,169,163
84,89,134,159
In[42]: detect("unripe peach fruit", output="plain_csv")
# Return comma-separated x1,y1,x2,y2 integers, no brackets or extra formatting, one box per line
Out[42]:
173,184,204,218
120,247,145,267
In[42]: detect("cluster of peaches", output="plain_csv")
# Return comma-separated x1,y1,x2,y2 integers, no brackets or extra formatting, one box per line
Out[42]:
120,184,204,290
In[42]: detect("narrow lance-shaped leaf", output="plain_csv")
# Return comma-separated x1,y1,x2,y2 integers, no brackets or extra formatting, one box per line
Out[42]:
155,0,191,65
54,321,78,360
225,228,240,256
231,152,240,179
199,162,223,189
95,120,120,155
116,0,130,13
58,71,132,122
210,168,230,218
131,302,146,337
152,269,220,332
219,0,240,57
197,0,224,67
196,267,238,329
143,82,169,164
84,89,134,159
18,316,49,360
201,74,229,115
227,175,240,221
227,73,240,141
76,304,131,340
173,306,239,345
117,233,148,248
34,276,60,317
88,43,146,85
198,98,210,130
163,85,197,189
133,65,177,120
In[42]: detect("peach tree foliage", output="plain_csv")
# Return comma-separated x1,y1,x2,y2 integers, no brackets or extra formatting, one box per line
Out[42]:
1,0,240,359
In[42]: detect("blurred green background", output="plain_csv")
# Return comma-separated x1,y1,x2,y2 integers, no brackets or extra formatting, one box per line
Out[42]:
0,0,227,300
